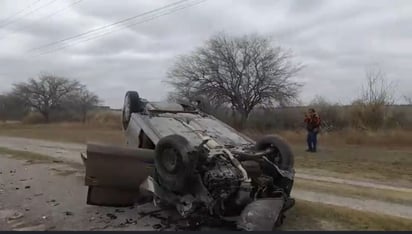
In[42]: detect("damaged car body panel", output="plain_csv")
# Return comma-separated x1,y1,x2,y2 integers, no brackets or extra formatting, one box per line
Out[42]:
83,143,155,206
82,90,296,231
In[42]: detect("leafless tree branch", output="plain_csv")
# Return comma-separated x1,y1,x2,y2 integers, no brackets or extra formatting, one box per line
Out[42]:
166,33,302,126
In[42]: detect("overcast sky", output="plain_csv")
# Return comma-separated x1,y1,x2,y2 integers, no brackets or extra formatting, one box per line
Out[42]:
0,0,411,108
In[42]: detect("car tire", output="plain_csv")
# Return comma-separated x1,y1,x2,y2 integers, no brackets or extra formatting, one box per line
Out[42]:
154,134,196,193
255,135,294,172
122,91,144,130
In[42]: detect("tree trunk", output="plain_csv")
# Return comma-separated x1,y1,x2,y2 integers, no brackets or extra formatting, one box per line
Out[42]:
238,111,250,130
82,110,87,124
43,112,50,123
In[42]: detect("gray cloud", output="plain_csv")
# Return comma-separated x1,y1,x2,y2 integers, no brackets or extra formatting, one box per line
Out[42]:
0,0,411,108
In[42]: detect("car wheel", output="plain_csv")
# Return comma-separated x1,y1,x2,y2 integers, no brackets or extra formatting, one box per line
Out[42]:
122,91,144,130
255,135,294,172
154,134,196,193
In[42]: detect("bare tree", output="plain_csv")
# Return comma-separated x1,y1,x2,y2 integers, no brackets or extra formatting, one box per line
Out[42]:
361,65,395,105
352,65,397,130
0,93,29,121
12,74,80,122
67,86,100,123
404,95,412,105
167,33,302,126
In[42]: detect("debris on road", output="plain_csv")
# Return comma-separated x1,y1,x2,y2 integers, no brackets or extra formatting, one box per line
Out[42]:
106,213,117,220
64,211,74,216
7,212,24,221
152,224,162,230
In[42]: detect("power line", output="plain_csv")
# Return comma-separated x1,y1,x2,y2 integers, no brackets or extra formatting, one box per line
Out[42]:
0,0,84,40
26,0,84,27
34,0,206,56
0,0,58,29
0,0,42,26
28,0,192,53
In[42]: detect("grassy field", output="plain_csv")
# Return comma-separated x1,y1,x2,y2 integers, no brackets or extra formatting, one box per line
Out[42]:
294,178,412,205
281,200,412,230
0,122,125,145
293,144,412,184
253,128,412,149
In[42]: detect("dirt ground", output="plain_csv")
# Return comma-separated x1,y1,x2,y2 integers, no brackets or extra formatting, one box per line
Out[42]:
0,156,189,231
0,136,411,230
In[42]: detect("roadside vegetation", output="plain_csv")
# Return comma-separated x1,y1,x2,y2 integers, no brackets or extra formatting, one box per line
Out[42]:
282,200,412,231
294,179,412,206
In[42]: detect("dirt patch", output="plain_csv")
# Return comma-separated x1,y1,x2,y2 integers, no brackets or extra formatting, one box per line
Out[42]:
0,147,56,163
0,136,85,165
0,156,173,231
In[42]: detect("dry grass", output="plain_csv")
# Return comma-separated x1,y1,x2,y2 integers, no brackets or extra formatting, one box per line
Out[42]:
0,121,125,145
246,128,412,183
294,178,412,205
281,200,412,230
85,110,122,129
293,144,412,184
273,129,412,148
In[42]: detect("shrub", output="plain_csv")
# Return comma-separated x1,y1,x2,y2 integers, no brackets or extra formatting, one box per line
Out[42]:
85,111,122,129
22,112,46,124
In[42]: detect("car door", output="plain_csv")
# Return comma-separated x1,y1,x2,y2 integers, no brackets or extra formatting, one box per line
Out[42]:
82,143,155,207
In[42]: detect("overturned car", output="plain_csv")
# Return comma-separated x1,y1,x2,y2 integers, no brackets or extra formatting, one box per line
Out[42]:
82,91,295,231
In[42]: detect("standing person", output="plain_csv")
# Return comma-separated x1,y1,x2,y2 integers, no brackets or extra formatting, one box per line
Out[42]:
304,108,321,152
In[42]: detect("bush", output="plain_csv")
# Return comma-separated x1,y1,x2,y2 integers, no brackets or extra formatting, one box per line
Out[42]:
348,100,411,131
245,107,303,131
309,96,349,131
85,111,122,129
22,112,46,124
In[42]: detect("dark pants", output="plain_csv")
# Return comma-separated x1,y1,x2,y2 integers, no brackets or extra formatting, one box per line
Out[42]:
307,131,318,152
